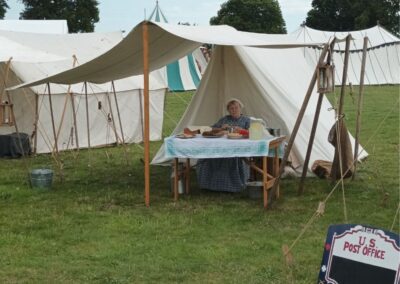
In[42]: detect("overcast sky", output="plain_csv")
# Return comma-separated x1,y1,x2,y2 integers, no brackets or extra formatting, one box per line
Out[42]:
5,0,312,33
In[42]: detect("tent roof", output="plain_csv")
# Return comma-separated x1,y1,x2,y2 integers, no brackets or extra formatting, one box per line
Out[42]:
10,21,324,90
0,29,123,63
291,25,400,51
0,19,69,34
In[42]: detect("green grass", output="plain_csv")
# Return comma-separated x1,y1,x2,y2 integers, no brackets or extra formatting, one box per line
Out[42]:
0,86,398,283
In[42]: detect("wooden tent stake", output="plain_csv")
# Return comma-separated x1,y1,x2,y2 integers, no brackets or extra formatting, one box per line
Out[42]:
142,22,150,207
276,43,330,185
84,81,91,149
47,83,59,154
352,37,368,180
111,81,125,144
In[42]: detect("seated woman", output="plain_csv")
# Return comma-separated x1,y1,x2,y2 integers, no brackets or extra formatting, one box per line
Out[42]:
196,98,250,192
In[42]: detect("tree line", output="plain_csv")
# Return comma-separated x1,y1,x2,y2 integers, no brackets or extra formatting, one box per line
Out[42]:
0,0,398,35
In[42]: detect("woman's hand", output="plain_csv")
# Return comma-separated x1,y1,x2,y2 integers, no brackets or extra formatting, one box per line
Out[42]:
221,124,230,130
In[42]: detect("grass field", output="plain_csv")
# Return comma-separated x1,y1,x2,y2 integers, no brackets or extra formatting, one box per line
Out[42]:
0,85,398,283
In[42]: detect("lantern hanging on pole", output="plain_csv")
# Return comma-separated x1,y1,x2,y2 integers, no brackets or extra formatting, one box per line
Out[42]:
0,101,13,126
317,63,335,93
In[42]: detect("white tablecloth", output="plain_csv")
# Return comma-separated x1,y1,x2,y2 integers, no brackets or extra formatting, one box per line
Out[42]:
165,135,283,159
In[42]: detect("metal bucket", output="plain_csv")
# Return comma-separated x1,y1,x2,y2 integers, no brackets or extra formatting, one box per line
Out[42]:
30,169,53,190
246,181,263,199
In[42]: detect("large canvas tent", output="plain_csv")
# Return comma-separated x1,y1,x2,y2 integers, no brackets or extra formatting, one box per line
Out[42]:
0,29,167,153
9,21,368,205
151,44,368,170
291,25,400,85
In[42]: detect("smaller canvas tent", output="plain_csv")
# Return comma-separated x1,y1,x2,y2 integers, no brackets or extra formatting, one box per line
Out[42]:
291,25,400,85
148,1,203,91
0,28,167,153
0,19,69,34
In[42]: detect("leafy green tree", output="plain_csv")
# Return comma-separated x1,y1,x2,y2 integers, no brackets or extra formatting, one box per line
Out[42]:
20,0,99,33
0,0,9,19
210,0,286,34
305,0,400,35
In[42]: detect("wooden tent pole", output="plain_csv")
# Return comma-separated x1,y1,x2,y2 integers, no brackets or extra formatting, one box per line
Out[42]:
33,93,39,154
276,43,330,183
0,57,12,102
3,59,31,185
6,89,32,185
111,81,125,144
298,92,324,194
106,91,120,145
298,39,337,194
70,92,79,150
352,37,368,180
55,56,78,150
84,81,91,149
47,83,59,154
337,35,352,118
55,92,69,146
142,22,150,207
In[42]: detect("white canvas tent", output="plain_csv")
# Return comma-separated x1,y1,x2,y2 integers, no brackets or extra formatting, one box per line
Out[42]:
9,21,368,205
0,29,167,153
151,44,368,170
0,19,69,34
291,25,400,85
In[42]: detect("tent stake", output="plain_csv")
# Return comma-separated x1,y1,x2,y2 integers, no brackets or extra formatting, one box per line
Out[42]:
352,37,368,180
47,83,59,154
142,21,150,207
276,43,330,186
111,81,125,144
